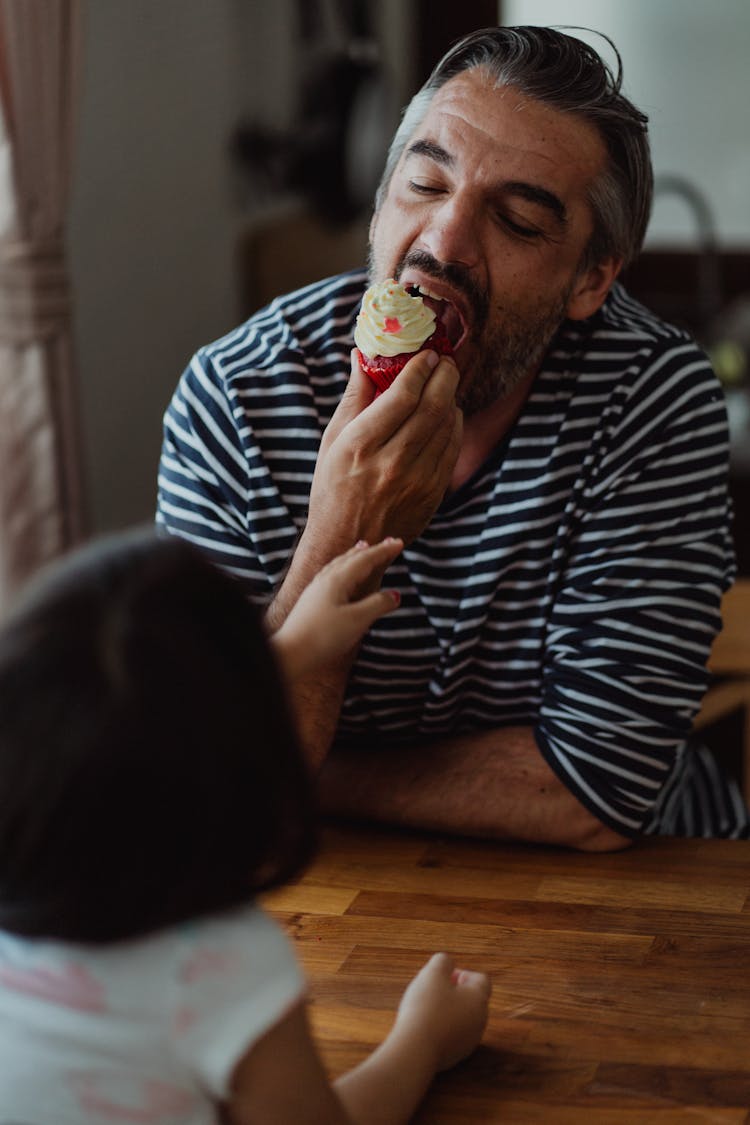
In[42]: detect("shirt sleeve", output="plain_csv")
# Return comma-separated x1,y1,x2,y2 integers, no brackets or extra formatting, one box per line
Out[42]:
157,326,315,600
157,348,261,582
535,338,736,836
171,905,305,1099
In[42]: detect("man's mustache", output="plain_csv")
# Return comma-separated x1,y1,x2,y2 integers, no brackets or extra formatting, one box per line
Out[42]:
395,250,489,330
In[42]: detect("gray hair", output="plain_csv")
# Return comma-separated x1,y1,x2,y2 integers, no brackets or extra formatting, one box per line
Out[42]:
375,26,653,269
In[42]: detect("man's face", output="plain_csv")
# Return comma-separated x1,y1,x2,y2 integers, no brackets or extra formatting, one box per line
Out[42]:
368,70,612,415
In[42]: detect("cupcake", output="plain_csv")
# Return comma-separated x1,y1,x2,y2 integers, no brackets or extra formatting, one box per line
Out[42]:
354,279,453,393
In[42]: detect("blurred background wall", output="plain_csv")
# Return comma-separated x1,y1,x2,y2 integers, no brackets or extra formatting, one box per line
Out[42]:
69,1,244,533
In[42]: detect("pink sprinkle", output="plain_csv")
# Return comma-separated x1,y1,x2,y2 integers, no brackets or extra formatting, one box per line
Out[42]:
384,317,401,334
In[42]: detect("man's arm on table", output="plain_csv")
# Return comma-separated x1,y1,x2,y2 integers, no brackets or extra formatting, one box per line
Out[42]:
270,613,632,852
316,726,633,853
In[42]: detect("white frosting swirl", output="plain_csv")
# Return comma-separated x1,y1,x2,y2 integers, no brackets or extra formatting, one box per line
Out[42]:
354,279,436,358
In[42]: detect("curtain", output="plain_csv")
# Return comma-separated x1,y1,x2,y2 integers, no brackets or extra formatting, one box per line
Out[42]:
0,0,85,614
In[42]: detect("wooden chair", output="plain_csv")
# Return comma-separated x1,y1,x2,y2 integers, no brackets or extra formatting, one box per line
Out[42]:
694,579,750,802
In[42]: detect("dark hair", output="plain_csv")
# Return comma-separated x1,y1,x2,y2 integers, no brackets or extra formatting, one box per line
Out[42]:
0,529,316,943
376,25,653,269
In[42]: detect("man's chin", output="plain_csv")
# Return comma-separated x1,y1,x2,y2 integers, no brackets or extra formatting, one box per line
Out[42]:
457,359,538,417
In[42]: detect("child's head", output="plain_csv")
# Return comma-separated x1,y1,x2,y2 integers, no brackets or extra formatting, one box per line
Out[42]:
0,529,316,943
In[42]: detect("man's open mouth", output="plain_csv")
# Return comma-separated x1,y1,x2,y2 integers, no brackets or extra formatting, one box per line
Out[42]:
404,283,466,350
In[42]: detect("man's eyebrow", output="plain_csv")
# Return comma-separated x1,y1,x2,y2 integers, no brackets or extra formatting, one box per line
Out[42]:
503,181,568,225
405,139,454,167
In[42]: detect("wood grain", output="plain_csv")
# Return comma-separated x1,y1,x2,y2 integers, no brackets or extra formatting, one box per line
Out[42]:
710,580,750,674
264,822,750,1122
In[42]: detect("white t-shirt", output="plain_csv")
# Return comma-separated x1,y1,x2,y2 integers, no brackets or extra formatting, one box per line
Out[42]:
0,903,305,1124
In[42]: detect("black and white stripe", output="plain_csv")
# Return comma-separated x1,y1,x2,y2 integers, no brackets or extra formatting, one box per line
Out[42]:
157,271,747,839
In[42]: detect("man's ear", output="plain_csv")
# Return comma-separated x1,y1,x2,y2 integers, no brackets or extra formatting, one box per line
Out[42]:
565,256,623,321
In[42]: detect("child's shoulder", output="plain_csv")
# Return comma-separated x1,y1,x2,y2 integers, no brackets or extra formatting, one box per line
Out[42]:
170,904,304,1004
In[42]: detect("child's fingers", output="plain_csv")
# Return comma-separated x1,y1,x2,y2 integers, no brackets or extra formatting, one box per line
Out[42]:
325,537,403,595
424,952,456,978
352,537,404,566
452,969,491,996
345,588,401,633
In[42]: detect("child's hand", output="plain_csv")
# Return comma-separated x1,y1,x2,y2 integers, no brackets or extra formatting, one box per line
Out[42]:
394,952,491,1071
272,537,403,679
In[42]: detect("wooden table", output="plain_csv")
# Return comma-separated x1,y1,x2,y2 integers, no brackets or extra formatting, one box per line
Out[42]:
264,821,750,1123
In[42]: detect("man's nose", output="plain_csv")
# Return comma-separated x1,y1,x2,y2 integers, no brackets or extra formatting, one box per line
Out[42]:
418,193,481,268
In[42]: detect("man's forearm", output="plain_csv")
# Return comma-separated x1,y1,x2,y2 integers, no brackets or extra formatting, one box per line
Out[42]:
265,535,377,771
286,664,351,771
318,725,633,852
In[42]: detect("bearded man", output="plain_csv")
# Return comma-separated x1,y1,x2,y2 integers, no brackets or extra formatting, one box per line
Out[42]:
158,26,748,846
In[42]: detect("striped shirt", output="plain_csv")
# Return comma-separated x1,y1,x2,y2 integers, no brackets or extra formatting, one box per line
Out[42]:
157,270,749,839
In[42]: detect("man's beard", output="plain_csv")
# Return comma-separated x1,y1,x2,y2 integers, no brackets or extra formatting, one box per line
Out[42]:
368,247,574,417
458,285,572,416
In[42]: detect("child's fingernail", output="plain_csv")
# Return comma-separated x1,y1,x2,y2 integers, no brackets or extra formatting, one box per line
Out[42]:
355,539,369,549
424,350,439,369
389,589,401,606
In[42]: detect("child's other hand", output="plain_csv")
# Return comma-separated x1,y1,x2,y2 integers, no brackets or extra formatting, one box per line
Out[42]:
395,952,491,1071
272,538,403,679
